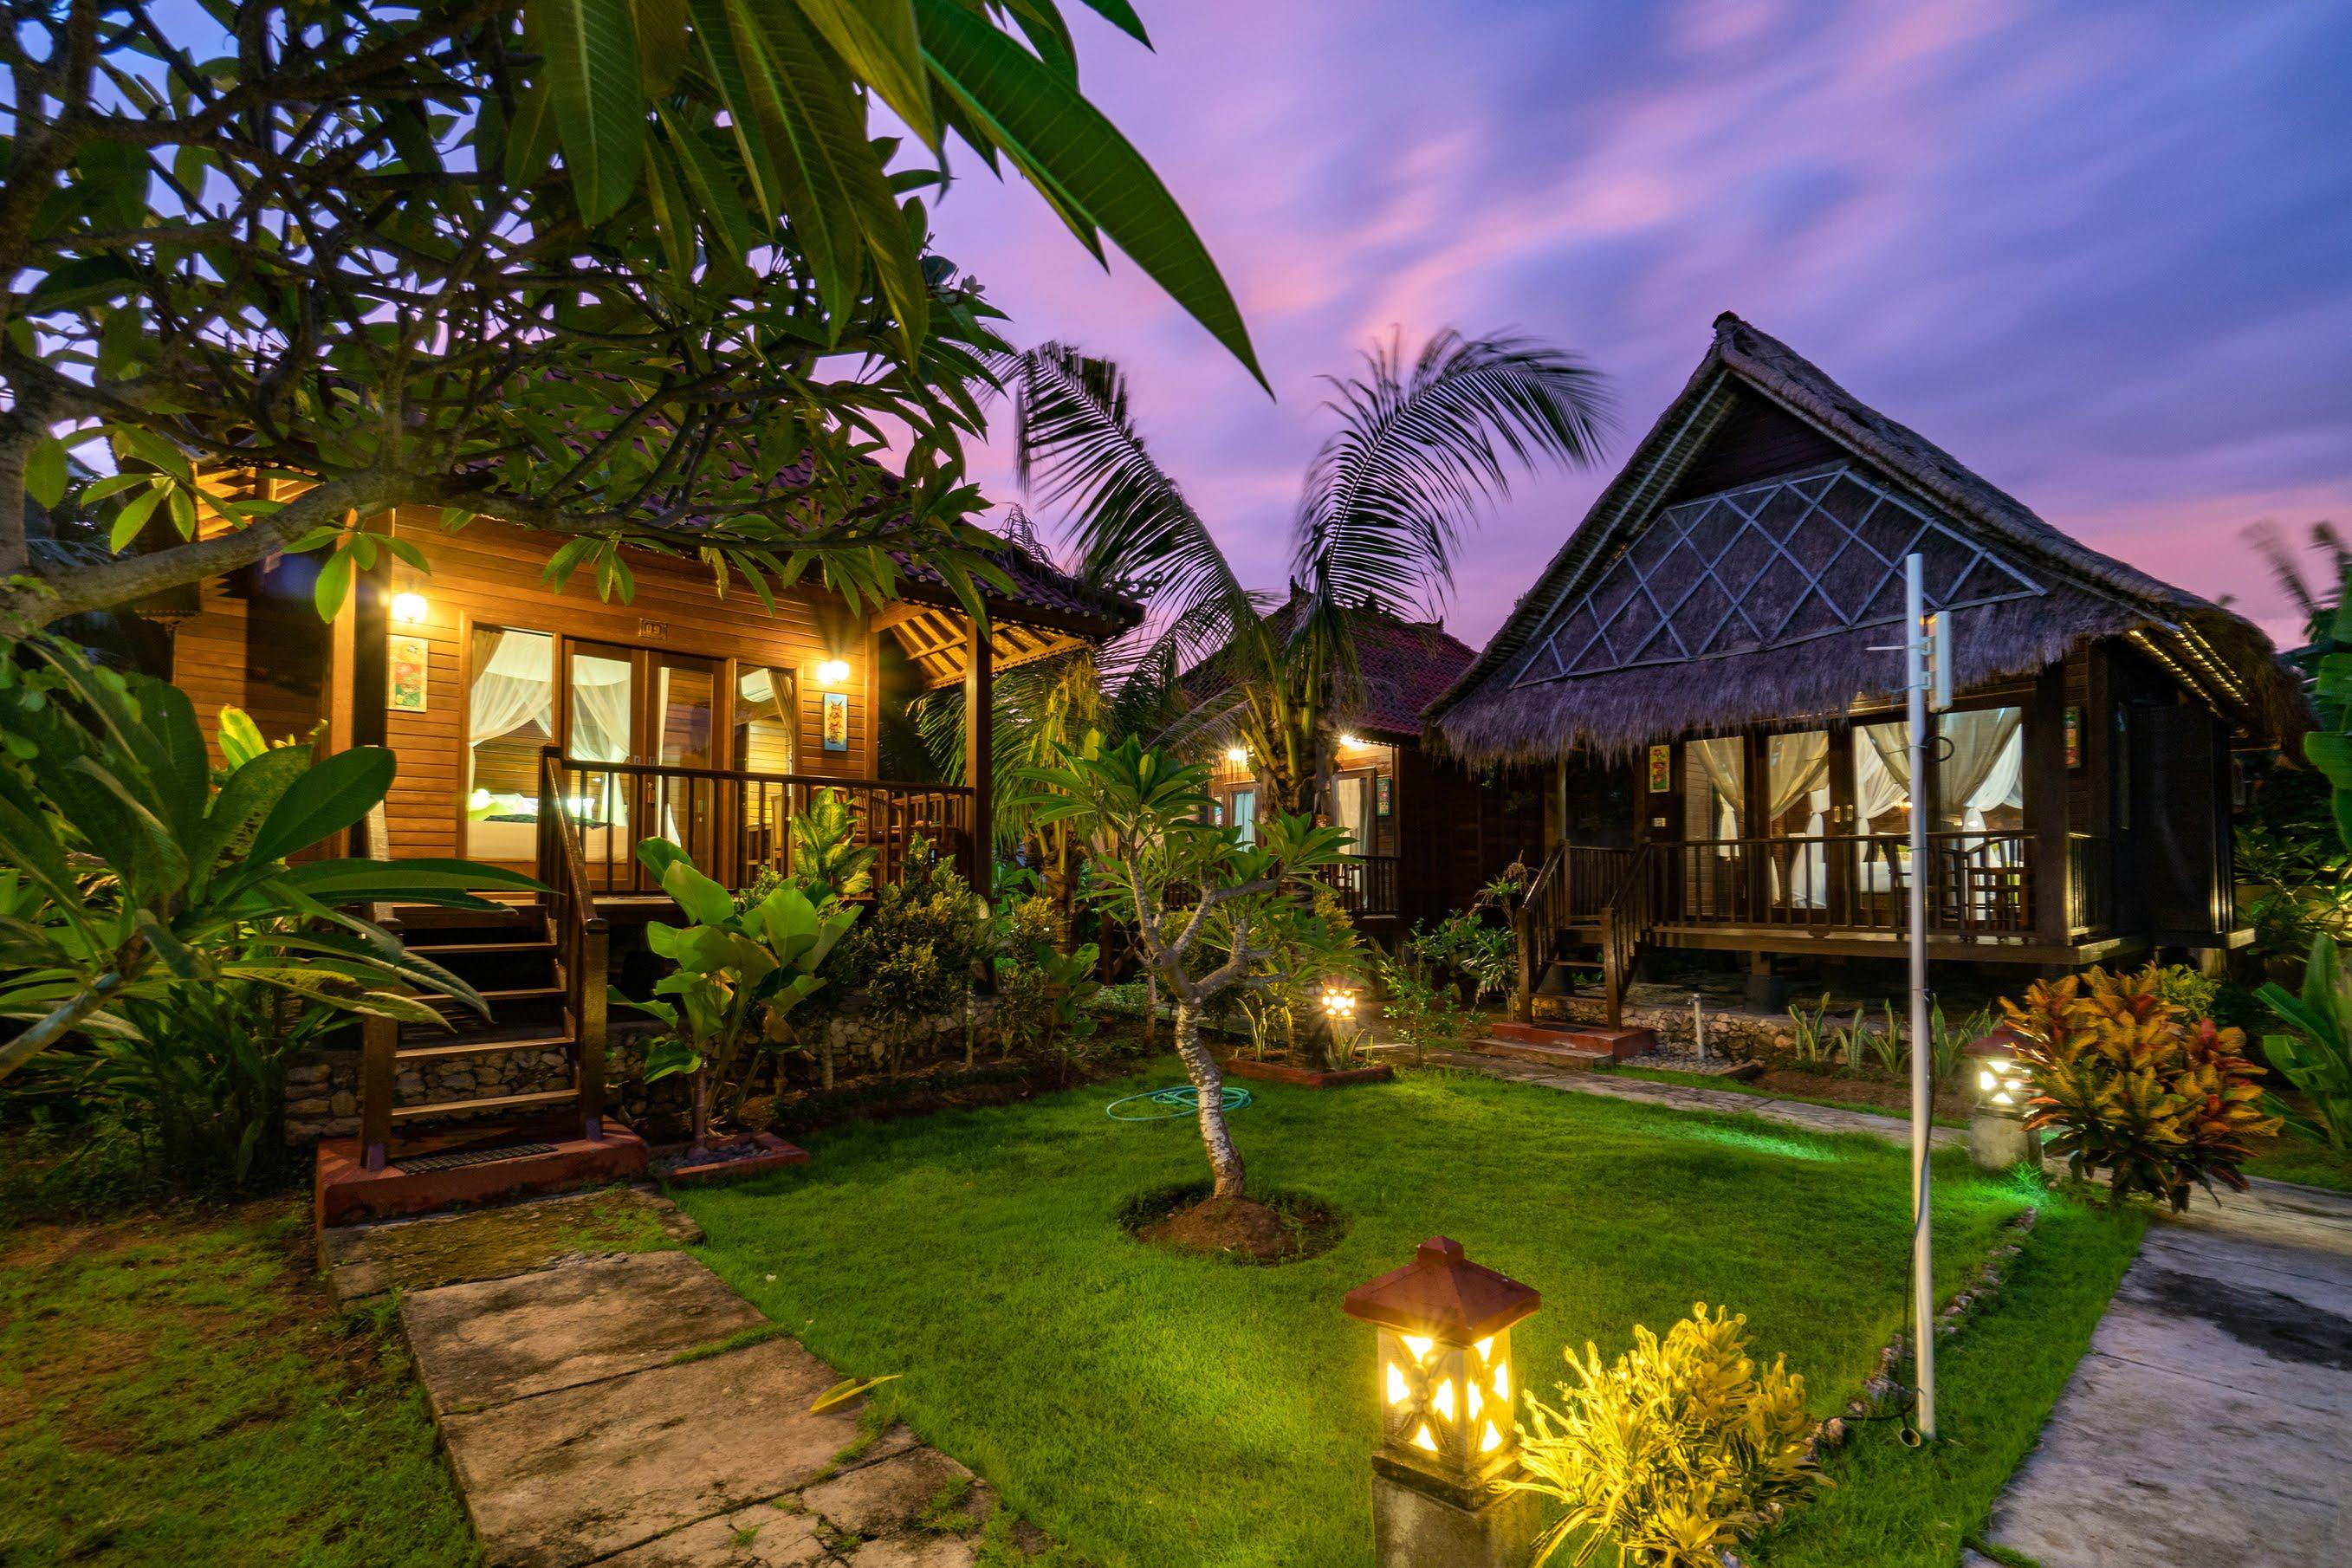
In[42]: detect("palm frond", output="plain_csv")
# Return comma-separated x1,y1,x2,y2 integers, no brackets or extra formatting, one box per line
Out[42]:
1000,343,1260,661
1293,329,1611,618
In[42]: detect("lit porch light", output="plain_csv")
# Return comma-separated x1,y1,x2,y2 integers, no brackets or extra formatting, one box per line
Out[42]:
1338,733,1364,749
1963,1026,2040,1170
1225,745,1248,766
814,658,852,688
390,591,429,625
1344,1236,1539,1503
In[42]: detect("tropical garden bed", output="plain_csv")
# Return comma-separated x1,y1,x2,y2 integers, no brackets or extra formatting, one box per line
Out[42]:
679,1059,2144,1568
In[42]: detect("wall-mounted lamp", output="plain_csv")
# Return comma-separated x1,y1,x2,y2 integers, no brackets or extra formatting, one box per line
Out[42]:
1338,733,1364,749
814,658,852,688
1225,745,1248,766
390,591,429,625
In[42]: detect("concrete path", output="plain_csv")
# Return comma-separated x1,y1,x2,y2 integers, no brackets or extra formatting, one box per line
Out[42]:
1422,1047,1966,1149
323,1187,1048,1568
1975,1177,2352,1568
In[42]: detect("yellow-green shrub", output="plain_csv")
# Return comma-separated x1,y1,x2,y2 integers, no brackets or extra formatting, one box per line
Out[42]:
1502,1304,1821,1568
2001,964,2279,1210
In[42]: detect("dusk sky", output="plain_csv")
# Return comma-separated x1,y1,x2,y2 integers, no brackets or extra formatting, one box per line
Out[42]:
925,0,2352,652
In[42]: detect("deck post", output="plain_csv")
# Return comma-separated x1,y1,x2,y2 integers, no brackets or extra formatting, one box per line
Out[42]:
359,1014,397,1170
964,617,994,900
2028,662,2072,943
578,919,610,1140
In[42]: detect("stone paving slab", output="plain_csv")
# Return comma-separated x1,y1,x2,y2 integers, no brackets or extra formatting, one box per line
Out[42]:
598,1505,833,1567
1431,1050,1964,1148
1982,1181,2352,1568
442,1332,859,1567
320,1183,700,1304
401,1249,767,1416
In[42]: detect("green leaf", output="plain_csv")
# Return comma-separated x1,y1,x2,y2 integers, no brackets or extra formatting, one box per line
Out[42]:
532,0,649,222
246,746,396,865
189,742,312,884
1067,0,1149,45
912,0,1262,386
313,548,355,620
107,483,165,553
659,856,738,926
794,0,936,146
24,437,67,509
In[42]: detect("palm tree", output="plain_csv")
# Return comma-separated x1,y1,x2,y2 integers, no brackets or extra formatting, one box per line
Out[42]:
1001,329,1612,818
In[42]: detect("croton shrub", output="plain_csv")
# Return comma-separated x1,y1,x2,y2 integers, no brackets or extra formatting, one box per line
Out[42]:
1999,965,2279,1210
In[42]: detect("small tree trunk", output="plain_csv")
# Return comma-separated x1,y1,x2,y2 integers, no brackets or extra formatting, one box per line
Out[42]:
690,1067,712,1150
1172,998,1245,1202
1143,970,1159,1047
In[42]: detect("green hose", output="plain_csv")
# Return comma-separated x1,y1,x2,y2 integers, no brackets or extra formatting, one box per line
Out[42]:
1105,1084,1254,1122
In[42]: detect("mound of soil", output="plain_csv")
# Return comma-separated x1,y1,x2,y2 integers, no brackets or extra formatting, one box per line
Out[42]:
1123,1183,1344,1265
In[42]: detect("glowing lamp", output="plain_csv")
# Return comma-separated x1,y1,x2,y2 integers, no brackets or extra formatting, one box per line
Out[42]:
1338,733,1364,749
1344,1236,1539,1505
1319,982,1358,1022
814,658,852,688
390,591,429,625
1963,1026,2040,1170
1225,745,1248,766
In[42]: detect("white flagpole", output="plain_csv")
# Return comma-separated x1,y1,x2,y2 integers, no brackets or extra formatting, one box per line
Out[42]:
1904,553,1937,1441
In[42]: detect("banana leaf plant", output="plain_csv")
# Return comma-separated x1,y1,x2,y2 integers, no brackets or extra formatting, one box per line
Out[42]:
2259,931,2352,1149
617,838,857,1152
0,637,541,1081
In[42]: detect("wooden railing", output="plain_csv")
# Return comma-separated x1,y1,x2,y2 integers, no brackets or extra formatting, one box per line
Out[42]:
1661,832,2037,936
540,751,610,1142
1513,842,1661,1027
541,750,976,894
1318,854,1402,918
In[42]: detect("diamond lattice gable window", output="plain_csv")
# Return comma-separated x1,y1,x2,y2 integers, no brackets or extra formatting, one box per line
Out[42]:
1516,465,2043,686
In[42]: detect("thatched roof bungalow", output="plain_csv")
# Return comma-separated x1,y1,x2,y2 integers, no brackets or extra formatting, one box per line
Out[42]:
1427,314,2306,1019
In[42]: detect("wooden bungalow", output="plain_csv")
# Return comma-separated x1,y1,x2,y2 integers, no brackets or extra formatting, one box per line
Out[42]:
161,493,1137,1196
1194,597,1544,931
1425,314,2309,1023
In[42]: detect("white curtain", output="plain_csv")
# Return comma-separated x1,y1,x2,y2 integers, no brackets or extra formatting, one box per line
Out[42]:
1689,737,1744,839
1768,732,1830,907
1854,723,1911,825
567,652,632,764
1941,707,2025,828
468,631,555,797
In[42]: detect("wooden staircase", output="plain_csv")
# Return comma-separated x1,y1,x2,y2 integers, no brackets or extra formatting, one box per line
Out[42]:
349,756,616,1182
1461,1018,1656,1072
1513,841,1662,1028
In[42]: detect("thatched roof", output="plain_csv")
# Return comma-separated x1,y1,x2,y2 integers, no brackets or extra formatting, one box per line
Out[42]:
1429,314,2309,762
1179,591,1476,744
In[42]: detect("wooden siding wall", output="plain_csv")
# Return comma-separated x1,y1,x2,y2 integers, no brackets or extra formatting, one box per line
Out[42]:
170,511,882,860
1208,741,1402,857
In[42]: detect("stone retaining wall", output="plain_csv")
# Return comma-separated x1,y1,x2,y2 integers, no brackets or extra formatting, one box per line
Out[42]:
283,1002,994,1144
1534,992,1804,1059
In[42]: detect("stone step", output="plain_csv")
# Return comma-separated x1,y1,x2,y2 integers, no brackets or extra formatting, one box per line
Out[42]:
1487,1019,1656,1059
1463,1034,1614,1071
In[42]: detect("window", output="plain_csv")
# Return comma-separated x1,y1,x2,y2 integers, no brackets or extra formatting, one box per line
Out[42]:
466,627,555,862
1229,787,1258,847
1937,706,2025,833
1684,736,1745,841
734,667,798,775
1332,774,1373,856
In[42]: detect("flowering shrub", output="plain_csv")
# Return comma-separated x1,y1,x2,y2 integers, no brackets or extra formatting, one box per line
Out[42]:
2000,965,2279,1209
1502,1304,1820,1568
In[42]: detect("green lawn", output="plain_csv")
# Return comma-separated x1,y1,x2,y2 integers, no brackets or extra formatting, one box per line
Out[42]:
682,1059,2141,1568
0,1201,476,1568
2245,1138,2352,1192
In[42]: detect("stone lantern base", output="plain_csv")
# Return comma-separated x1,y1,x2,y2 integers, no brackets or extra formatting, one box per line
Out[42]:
1370,1457,1537,1568
1966,1112,2040,1171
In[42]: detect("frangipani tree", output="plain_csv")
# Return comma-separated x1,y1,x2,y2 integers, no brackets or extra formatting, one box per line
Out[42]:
0,1,1260,634
1000,331,1610,814
1026,735,1351,1200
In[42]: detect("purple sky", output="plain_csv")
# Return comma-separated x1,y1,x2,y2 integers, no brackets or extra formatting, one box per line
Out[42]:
925,0,2352,651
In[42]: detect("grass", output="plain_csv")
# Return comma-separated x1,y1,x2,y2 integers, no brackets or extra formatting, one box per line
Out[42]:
680,1058,2137,1568
0,1199,476,1567
2245,1137,2352,1192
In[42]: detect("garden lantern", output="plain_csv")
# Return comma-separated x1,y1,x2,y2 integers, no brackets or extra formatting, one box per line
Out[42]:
1963,1026,2040,1170
1345,1238,1540,1566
